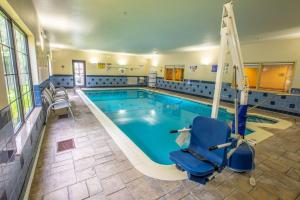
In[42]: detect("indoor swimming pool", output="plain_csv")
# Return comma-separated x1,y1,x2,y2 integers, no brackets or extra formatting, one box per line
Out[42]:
83,89,276,165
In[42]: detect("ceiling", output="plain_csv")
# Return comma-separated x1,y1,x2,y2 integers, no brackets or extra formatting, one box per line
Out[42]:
33,0,300,54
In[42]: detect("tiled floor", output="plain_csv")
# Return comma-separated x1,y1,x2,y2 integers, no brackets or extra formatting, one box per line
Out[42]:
29,89,300,200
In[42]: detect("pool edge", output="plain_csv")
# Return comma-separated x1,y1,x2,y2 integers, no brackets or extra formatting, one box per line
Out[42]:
77,89,188,181
82,87,292,144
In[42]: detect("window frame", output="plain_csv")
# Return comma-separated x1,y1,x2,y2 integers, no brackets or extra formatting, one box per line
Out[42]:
164,65,185,82
243,62,294,93
0,8,34,133
13,23,34,118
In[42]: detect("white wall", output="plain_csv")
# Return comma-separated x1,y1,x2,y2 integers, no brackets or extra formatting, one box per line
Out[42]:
51,49,150,76
152,38,300,89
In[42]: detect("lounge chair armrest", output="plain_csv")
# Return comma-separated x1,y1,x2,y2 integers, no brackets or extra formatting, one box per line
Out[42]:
56,86,66,91
53,98,69,104
55,88,67,94
49,101,67,108
54,96,69,102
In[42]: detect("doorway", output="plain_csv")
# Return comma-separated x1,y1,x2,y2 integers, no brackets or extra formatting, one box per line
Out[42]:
72,60,86,87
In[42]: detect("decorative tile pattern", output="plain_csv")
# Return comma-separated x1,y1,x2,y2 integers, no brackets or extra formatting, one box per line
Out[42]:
291,88,300,94
86,75,148,87
156,77,300,115
33,78,50,106
50,75,74,88
39,78,50,91
50,75,148,88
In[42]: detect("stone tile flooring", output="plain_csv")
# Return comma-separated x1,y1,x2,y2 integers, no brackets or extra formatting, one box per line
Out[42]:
29,90,300,200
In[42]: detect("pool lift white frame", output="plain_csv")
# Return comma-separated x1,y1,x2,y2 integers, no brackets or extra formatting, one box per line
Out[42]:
211,1,248,120
211,1,253,151
174,1,255,185
211,1,256,185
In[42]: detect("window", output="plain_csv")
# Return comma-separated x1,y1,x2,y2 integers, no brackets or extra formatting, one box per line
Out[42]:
0,11,34,132
244,63,294,93
164,65,184,81
164,65,174,81
244,64,259,89
14,26,33,117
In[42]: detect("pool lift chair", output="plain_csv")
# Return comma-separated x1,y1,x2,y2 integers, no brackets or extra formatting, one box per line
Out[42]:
170,116,232,184
170,1,256,185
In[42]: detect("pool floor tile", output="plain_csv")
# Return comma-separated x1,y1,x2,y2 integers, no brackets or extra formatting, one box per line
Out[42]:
29,90,300,200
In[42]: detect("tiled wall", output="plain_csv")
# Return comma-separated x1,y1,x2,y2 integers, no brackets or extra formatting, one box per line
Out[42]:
291,88,300,94
156,77,300,116
50,75,74,88
33,78,50,106
0,105,46,200
50,75,148,88
86,75,148,87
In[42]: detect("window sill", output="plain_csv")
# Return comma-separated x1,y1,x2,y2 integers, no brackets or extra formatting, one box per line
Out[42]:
15,107,42,155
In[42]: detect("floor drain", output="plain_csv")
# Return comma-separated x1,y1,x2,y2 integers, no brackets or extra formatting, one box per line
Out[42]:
57,139,75,152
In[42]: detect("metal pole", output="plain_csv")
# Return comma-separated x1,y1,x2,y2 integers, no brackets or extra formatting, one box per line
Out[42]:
233,65,238,136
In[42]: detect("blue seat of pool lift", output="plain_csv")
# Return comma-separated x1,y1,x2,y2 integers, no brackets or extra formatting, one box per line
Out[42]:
169,116,231,184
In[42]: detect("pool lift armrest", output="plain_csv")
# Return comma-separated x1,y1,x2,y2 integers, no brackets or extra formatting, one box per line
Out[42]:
169,128,191,134
208,137,256,159
170,128,191,147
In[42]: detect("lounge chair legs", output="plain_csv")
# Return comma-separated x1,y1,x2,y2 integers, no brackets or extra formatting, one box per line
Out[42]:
46,107,52,123
68,107,75,121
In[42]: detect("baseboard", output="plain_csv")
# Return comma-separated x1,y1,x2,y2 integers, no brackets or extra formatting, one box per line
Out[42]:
22,125,46,200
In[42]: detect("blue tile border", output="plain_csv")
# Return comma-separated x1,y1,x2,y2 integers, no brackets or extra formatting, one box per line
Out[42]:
39,78,50,91
156,77,300,116
50,75,148,88
291,88,300,94
33,85,42,106
86,75,148,87
33,78,50,107
50,75,74,88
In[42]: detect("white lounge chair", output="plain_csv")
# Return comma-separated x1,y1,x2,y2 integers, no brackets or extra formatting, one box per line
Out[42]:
42,88,74,122
49,82,68,98
45,87,68,101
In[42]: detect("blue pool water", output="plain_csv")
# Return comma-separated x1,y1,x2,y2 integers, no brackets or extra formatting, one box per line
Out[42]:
84,89,266,165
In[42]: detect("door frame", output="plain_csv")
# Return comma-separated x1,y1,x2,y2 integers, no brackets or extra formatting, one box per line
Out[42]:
72,60,86,87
